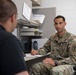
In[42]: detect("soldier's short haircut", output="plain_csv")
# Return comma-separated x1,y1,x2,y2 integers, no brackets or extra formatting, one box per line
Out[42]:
54,15,65,22
0,0,17,23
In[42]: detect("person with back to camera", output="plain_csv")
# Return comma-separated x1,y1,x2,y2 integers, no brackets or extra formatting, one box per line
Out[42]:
30,15,76,75
0,0,29,75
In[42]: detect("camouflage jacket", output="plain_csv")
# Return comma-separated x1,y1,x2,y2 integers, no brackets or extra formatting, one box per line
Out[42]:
38,31,76,65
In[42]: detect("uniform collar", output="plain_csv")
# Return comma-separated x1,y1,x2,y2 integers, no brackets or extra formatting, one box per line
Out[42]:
54,31,69,43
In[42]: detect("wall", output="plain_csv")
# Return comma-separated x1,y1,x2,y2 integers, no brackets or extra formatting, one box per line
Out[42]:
13,0,76,35
32,8,56,38
36,0,76,35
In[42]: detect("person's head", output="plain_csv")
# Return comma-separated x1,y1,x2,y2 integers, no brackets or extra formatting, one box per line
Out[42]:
0,0,17,32
54,15,66,33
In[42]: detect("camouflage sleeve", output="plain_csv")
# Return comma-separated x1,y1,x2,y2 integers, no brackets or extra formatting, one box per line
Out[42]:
37,37,51,55
55,39,76,65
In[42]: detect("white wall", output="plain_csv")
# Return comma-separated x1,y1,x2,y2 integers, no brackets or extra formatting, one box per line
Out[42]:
39,0,76,35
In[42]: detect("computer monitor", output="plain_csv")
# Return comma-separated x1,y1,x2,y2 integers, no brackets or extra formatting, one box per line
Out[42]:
22,2,32,21
13,0,32,21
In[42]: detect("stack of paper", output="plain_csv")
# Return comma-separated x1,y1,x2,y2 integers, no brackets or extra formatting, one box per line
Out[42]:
26,53,43,57
20,28,35,32
20,27,42,36
24,53,43,61
32,14,45,24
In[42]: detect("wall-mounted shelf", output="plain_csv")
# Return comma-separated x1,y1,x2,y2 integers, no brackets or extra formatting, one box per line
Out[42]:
17,19,42,39
17,19,40,28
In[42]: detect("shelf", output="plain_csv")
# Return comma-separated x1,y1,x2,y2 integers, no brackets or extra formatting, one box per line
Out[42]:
17,19,42,37
19,29,42,37
17,19,41,28
31,0,42,6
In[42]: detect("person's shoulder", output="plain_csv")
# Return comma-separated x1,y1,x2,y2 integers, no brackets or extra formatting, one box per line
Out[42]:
1,30,13,36
66,31,75,36
48,33,56,40
0,30,14,41
67,32,76,42
67,32,76,38
51,34,56,38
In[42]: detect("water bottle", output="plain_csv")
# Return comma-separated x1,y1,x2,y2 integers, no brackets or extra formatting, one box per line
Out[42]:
33,41,38,50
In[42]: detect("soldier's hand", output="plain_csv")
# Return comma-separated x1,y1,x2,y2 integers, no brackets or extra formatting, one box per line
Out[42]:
31,50,38,55
43,58,55,66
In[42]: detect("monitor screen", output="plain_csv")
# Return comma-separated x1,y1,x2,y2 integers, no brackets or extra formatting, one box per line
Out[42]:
22,2,32,21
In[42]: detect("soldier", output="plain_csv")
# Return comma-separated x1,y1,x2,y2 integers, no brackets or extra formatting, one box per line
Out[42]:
29,15,76,75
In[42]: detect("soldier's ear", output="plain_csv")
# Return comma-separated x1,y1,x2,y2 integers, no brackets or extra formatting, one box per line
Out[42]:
65,22,66,26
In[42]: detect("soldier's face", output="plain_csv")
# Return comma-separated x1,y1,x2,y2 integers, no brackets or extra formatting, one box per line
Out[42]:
54,18,66,33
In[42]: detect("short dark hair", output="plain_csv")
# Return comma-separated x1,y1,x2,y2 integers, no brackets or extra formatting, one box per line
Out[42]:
54,15,65,22
0,0,17,23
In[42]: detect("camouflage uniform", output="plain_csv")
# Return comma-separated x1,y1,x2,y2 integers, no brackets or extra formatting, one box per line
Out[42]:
29,31,76,75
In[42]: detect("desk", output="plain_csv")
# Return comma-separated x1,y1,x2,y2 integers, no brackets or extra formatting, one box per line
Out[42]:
24,53,50,69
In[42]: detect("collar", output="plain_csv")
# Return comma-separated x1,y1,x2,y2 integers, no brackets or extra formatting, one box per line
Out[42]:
54,31,69,43
0,25,6,30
